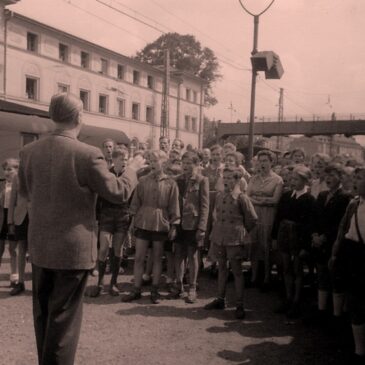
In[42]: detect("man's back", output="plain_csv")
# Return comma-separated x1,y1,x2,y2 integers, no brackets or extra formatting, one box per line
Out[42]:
19,130,137,270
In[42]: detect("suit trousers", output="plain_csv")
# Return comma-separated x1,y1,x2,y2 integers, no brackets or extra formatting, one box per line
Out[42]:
32,264,89,365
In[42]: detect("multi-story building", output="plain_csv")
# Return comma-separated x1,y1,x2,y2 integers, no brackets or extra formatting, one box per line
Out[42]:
288,135,364,162
0,0,206,163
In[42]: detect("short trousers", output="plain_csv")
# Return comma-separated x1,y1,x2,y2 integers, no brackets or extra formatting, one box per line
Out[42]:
134,228,168,243
14,215,29,241
175,229,199,246
210,243,246,261
99,208,130,234
0,209,15,241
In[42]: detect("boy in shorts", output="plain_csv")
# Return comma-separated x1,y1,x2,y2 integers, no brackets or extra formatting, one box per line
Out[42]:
91,147,131,296
205,167,257,319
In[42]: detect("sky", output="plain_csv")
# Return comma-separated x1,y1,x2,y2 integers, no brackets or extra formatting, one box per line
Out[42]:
10,0,365,144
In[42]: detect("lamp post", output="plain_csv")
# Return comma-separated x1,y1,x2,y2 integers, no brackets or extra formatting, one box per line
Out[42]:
238,0,277,165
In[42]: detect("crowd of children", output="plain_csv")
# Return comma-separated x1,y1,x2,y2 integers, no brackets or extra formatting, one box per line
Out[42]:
0,136,364,363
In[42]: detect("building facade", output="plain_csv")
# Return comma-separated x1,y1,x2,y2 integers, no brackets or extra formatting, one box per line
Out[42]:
0,2,205,162
288,135,364,161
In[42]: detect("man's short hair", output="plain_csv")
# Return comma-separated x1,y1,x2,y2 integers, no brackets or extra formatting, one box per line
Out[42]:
182,151,200,165
112,147,128,159
49,93,83,124
210,144,222,153
223,142,236,152
159,136,170,143
324,163,344,177
102,138,115,147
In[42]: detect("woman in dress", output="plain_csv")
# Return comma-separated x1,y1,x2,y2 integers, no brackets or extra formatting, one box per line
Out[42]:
247,150,283,290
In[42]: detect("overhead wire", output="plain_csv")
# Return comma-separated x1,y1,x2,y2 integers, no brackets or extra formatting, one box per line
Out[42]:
95,0,252,72
62,0,150,43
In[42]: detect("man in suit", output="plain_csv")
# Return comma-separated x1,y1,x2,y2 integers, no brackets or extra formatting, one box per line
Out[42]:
18,93,145,365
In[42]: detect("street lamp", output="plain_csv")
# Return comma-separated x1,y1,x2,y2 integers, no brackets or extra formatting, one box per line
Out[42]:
238,0,284,165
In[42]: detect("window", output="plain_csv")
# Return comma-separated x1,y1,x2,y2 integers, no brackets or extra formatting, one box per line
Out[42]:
59,43,68,62
99,94,108,114
57,83,69,93
147,75,154,89
117,98,125,117
25,77,38,100
132,102,140,120
133,70,140,85
27,32,38,52
21,133,38,147
186,88,191,101
80,89,90,111
117,64,124,80
100,58,108,74
192,117,197,132
185,115,190,130
193,91,198,103
81,51,89,69
146,106,154,123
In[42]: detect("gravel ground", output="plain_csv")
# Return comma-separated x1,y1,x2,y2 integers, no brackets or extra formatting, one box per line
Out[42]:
0,254,350,365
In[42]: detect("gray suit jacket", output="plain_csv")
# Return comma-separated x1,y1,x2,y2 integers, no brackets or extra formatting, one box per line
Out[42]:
18,130,138,270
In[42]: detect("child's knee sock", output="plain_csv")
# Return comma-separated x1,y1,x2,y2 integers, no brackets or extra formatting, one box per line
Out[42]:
111,256,121,285
333,292,345,317
98,260,107,286
352,324,365,356
318,290,329,311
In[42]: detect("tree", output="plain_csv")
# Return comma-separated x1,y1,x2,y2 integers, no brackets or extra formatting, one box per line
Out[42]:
135,33,221,106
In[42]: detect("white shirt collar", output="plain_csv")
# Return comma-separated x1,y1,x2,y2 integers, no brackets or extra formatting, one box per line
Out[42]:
291,186,308,199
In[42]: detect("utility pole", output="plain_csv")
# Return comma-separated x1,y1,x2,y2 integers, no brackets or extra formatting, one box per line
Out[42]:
276,87,284,150
238,0,276,166
160,49,170,139
228,101,236,123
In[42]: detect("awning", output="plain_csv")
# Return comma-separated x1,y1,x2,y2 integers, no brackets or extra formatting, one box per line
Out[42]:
0,100,130,146
79,125,130,146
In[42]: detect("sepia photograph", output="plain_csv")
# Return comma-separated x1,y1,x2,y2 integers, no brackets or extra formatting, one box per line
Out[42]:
0,1,364,364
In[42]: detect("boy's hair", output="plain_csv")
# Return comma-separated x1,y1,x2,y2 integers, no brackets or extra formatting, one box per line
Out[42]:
354,165,365,175
182,151,200,165
2,158,19,170
342,166,354,176
210,144,223,154
172,138,184,149
324,163,344,177
159,136,170,143
346,158,360,168
102,138,115,147
293,165,312,183
112,147,128,159
223,142,236,152
150,150,168,161
223,167,243,180
257,149,275,162
311,152,330,164
291,148,306,159
49,93,83,124
224,152,240,166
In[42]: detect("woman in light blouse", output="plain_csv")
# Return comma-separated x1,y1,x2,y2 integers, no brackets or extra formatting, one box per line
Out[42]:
247,150,283,290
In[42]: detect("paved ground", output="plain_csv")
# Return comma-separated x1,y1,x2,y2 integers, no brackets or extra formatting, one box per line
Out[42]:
0,254,351,365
